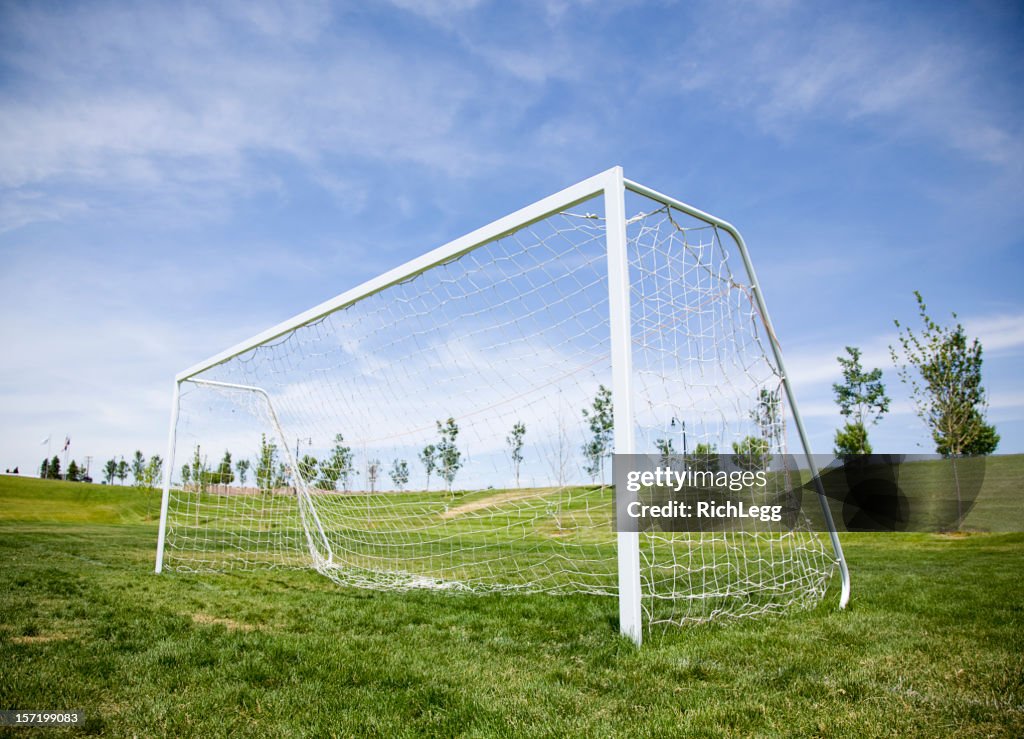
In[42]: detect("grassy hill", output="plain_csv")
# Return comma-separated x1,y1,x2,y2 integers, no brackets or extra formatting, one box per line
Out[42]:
0,470,1021,736
0,475,159,525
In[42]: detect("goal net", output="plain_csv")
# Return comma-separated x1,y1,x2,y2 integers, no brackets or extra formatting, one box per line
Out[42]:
156,169,846,640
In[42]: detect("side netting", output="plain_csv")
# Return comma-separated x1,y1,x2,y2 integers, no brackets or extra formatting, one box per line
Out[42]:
161,185,837,629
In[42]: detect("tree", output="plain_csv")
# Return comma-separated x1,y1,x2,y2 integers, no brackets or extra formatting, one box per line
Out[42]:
236,459,251,487
131,450,146,486
213,450,235,486
366,459,381,493
832,346,890,455
145,455,163,490
389,459,409,491
731,436,769,472
833,423,870,459
115,458,128,486
892,292,999,528
318,434,355,492
274,462,289,490
506,421,526,487
890,292,999,457
298,454,318,484
419,444,437,491
255,435,279,493
654,437,675,467
67,459,81,482
49,455,61,480
189,446,208,492
582,385,614,483
686,442,720,473
104,458,117,485
180,464,191,489
436,418,462,493
752,388,782,448
39,458,50,479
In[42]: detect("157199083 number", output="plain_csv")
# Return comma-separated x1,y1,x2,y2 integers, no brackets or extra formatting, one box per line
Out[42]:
0,710,84,726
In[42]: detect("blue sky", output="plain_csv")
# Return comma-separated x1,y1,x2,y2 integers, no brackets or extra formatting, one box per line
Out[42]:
1,0,1022,477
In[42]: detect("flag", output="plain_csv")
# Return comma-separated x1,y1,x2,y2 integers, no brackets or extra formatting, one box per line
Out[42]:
40,436,50,445
63,436,70,452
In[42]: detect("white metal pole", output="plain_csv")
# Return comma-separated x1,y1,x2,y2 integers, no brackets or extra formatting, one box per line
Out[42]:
155,380,180,573
605,166,643,645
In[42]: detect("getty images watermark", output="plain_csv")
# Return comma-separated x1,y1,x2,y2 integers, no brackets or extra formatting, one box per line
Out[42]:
613,453,988,534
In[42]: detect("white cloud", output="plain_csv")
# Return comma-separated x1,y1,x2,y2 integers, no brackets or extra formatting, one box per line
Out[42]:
783,310,1024,391
674,2,1024,171
0,2,512,227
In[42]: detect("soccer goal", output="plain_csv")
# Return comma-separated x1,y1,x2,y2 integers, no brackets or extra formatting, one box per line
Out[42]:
155,167,849,644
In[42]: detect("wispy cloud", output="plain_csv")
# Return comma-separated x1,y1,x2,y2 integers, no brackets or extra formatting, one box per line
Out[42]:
0,2,519,228
784,310,1024,390
674,1,1024,171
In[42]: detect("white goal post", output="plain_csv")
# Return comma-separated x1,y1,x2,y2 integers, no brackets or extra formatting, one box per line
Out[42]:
155,166,850,645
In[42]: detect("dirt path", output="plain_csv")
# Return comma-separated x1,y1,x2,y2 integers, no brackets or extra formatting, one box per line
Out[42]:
439,488,559,520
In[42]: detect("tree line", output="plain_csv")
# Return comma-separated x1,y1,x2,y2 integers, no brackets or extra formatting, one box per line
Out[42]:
38,451,164,488
181,418,477,495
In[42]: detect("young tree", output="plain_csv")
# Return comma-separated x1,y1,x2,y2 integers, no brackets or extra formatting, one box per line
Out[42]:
318,434,355,492
131,450,146,486
48,455,61,480
39,458,50,479
274,462,289,490
298,454,319,484
731,436,770,472
366,459,381,493
115,458,128,486
833,423,870,459
255,435,278,493
751,388,782,448
419,444,437,492
506,421,526,487
832,346,890,455
145,455,163,490
67,459,81,482
654,437,675,467
686,442,720,473
104,458,117,485
180,463,191,489
389,459,409,491
436,418,462,493
236,458,251,487
582,385,613,483
890,292,999,457
891,292,999,527
189,446,210,491
213,450,234,486
190,446,207,492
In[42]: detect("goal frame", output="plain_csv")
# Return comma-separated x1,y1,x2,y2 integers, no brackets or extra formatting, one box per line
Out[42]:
155,166,851,645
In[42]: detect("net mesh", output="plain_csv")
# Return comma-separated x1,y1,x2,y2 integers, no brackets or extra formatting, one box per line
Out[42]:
163,187,835,628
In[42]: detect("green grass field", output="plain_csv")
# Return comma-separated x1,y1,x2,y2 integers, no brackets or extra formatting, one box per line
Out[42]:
1,470,1022,737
